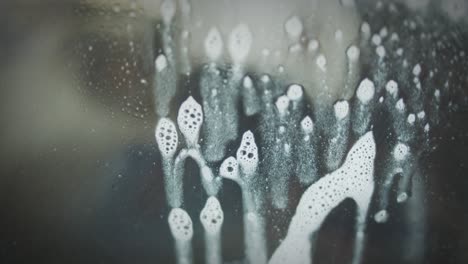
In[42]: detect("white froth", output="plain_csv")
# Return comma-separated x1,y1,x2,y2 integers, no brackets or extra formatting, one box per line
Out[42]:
270,132,376,264
308,39,319,52
219,157,240,182
347,45,360,61
285,16,303,40
361,22,371,37
228,24,253,64
275,96,291,115
372,34,382,46
243,75,253,88
393,143,409,161
160,0,176,25
205,27,224,61
407,114,416,124
155,118,178,158
376,45,386,58
397,192,408,203
261,74,270,83
287,84,303,101
200,196,224,234
413,64,422,76
417,111,426,119
316,54,327,72
396,98,406,112
177,96,203,147
168,208,193,241
379,27,388,38
155,54,168,72
356,78,375,104
334,100,350,120
236,131,259,176
374,209,389,223
301,116,314,134
385,80,399,97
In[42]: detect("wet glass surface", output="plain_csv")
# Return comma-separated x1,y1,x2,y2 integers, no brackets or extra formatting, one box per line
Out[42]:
1,1,468,263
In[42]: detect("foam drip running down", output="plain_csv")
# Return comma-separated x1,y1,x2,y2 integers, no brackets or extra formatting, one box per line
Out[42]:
175,97,220,196
352,78,376,138
270,131,376,264
200,196,224,264
154,54,177,117
155,118,181,208
220,131,267,264
200,28,228,162
296,116,318,185
271,95,293,209
177,96,203,148
168,208,194,264
375,142,410,223
325,100,350,172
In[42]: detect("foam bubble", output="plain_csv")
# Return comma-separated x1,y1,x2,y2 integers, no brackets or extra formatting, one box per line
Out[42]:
417,111,426,119
308,39,319,52
287,84,304,101
160,0,176,25
334,100,350,120
301,116,314,134
177,96,203,147
155,54,168,72
243,75,253,89
376,45,386,58
347,45,360,61
372,34,382,45
396,98,406,112
397,192,408,203
393,143,409,161
236,131,259,176
356,78,375,104
219,156,239,182
361,22,371,36
275,96,291,115
200,196,224,234
285,16,303,40
374,209,389,223
316,54,327,72
155,118,178,158
413,64,422,76
228,24,252,64
407,114,416,124
168,208,193,241
205,27,223,61
385,80,399,97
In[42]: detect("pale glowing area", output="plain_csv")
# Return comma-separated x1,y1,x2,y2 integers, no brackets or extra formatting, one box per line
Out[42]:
147,0,361,103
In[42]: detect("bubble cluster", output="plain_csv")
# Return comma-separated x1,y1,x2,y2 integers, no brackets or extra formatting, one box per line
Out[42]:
219,156,239,182
200,196,224,234
301,116,314,134
356,78,375,104
393,143,410,161
168,208,193,241
287,84,304,101
155,118,178,158
385,80,399,98
334,100,350,120
236,131,259,176
284,16,303,40
177,96,203,147
275,96,290,116
205,27,223,61
271,132,376,264
155,54,168,72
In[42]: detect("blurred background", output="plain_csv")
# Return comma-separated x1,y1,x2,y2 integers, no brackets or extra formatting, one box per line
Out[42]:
0,0,468,263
